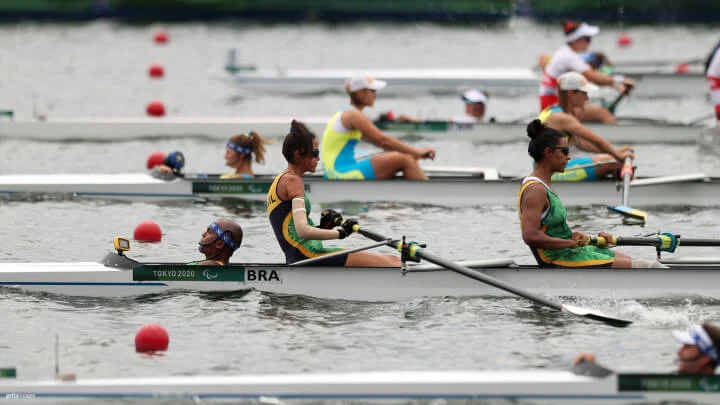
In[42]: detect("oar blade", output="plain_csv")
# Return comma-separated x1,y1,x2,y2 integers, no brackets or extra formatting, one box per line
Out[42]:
562,304,633,328
607,204,648,222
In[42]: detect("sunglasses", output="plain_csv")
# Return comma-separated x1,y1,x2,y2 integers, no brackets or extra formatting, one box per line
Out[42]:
311,149,320,158
551,146,570,156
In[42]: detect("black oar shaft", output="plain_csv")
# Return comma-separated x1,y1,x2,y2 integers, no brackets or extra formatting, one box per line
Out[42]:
591,236,720,247
415,249,561,312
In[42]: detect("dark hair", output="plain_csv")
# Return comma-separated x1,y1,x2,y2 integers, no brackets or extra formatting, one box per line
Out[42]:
228,131,272,164
526,119,565,163
282,120,316,164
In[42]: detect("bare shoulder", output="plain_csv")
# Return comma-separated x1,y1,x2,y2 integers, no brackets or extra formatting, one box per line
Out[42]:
279,173,305,199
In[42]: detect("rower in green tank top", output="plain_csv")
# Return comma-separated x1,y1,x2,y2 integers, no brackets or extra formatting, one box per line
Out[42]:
517,119,666,269
188,219,244,266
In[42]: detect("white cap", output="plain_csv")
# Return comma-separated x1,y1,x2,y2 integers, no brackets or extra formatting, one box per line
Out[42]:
461,89,488,105
557,71,599,93
565,22,600,43
673,324,720,363
345,74,387,92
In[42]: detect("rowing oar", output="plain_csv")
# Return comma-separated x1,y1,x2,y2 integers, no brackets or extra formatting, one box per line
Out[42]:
354,226,632,328
289,239,392,267
606,87,630,116
607,155,648,223
591,234,720,250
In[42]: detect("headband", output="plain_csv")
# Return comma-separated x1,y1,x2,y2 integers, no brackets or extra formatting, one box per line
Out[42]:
226,140,251,155
209,221,239,251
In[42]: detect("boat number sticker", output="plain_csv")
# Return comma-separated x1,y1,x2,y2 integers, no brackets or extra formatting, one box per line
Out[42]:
133,265,282,283
619,374,720,392
192,182,271,194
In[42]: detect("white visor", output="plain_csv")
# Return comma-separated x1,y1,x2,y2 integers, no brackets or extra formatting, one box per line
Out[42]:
346,74,387,92
566,22,600,43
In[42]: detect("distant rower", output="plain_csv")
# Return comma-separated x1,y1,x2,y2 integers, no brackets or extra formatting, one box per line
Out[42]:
540,21,636,123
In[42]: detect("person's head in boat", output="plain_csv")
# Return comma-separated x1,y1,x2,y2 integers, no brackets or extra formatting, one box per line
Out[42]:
197,218,243,265
526,118,570,173
282,120,320,175
345,74,386,109
461,89,488,120
224,131,272,178
564,21,599,53
557,71,599,118
674,323,720,375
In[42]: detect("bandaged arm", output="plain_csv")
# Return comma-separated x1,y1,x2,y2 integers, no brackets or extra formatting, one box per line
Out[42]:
292,197,341,240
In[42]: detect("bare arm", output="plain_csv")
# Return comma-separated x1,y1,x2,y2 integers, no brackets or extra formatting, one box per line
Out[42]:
281,175,342,241
583,69,615,86
546,113,622,160
343,109,423,158
520,184,578,250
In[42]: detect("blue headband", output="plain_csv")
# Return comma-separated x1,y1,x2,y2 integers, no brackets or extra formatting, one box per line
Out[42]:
209,221,239,251
226,140,251,156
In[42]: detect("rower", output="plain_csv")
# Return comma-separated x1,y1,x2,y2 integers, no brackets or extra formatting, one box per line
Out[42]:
540,21,636,123
192,218,243,266
518,119,665,269
221,131,272,179
267,120,400,267
151,151,185,178
320,74,436,180
539,71,634,182
574,323,720,375
705,39,720,122
450,89,489,123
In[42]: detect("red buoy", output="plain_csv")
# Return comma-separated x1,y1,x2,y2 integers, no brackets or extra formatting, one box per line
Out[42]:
148,64,165,79
135,324,169,353
146,101,165,117
146,152,166,169
617,33,632,48
675,63,690,74
385,111,396,121
153,30,169,45
134,220,162,242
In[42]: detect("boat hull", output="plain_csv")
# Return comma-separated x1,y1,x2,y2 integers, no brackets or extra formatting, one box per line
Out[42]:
0,173,714,207
0,117,711,144
2,260,720,300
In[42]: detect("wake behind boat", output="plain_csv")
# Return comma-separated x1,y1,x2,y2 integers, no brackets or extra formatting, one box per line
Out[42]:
0,170,712,207
2,240,720,300
1,369,719,403
0,115,714,143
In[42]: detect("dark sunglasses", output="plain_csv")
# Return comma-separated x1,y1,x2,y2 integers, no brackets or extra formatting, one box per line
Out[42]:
551,146,570,156
311,148,320,158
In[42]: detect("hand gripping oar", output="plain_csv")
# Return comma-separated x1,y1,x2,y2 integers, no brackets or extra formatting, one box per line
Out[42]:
591,233,720,250
354,226,632,328
607,155,648,223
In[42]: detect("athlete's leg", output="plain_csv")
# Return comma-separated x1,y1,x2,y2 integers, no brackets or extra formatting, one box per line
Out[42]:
345,250,401,267
610,251,632,268
589,154,621,179
582,103,617,124
370,152,428,180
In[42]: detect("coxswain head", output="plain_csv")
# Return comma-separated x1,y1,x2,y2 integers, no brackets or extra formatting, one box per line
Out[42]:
674,323,720,375
461,89,488,120
198,218,243,264
345,73,386,109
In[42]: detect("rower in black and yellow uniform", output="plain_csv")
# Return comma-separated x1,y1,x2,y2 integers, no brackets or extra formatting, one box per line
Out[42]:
267,119,401,267
321,73,436,180
538,71,634,182
189,219,244,265
518,119,665,269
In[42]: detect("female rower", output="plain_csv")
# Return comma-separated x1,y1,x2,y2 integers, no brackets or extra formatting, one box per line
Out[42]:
540,21,636,123
267,120,401,267
220,131,272,178
518,119,664,269
321,74,436,180
539,71,634,181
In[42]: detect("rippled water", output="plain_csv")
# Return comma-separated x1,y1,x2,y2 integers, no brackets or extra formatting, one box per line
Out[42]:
1,19,720,405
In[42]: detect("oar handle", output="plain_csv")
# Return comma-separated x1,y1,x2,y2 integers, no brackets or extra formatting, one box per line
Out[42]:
590,234,680,252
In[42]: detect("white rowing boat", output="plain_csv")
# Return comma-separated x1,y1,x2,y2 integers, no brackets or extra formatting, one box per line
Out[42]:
222,60,710,99
0,170,712,207
2,249,720,300
1,369,719,403
0,115,713,144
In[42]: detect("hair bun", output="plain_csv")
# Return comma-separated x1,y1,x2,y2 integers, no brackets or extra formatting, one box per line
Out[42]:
526,119,546,140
